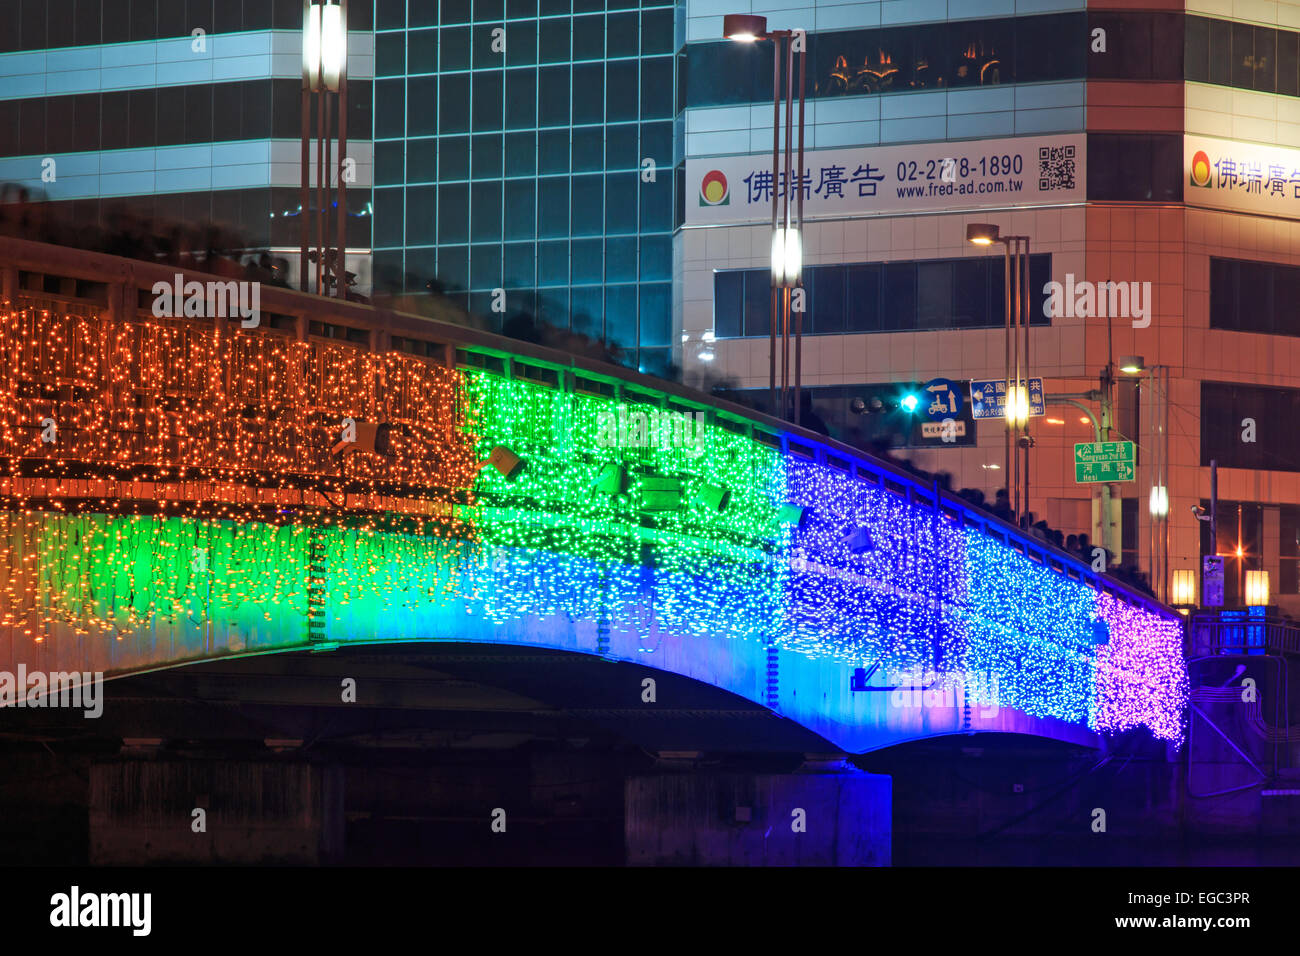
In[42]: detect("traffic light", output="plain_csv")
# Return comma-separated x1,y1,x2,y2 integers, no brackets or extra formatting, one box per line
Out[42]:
850,387,922,416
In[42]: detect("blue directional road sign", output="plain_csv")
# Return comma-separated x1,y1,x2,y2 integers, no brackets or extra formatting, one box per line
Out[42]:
969,378,1045,420
921,378,962,421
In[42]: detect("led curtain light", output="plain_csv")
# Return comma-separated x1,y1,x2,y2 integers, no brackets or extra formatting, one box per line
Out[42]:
0,304,1188,745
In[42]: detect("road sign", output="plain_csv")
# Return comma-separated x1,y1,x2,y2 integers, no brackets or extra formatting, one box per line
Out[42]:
969,378,1045,420
1203,556,1225,608
1074,440,1135,483
921,378,962,421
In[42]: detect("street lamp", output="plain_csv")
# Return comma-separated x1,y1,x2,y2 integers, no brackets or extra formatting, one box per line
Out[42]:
724,13,806,426
1121,355,1172,602
1245,569,1270,607
965,223,1000,246
1170,568,1196,610
966,223,1032,523
302,0,349,298
722,13,767,42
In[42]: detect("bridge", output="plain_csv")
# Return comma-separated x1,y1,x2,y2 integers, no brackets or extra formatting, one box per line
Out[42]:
0,235,1187,757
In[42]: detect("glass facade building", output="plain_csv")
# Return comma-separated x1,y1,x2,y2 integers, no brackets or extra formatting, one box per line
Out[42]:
371,0,678,375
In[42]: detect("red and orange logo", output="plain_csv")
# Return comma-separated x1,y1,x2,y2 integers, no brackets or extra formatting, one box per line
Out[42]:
1190,150,1211,188
699,170,729,206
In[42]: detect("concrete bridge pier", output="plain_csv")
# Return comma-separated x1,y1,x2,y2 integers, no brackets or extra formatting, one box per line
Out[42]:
624,754,891,866
89,755,345,865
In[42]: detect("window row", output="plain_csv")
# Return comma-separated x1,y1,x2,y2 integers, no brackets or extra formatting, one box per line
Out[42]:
375,123,671,184
371,231,670,291
713,254,1051,338
39,186,359,250
1186,15,1300,97
381,239,671,299
0,81,372,158
375,11,674,74
375,251,673,377
373,61,672,137
0,0,676,54
1210,257,1300,337
0,0,374,52
685,13,1085,109
687,11,1300,111
374,247,669,330
376,0,663,31
372,177,672,246
1201,382,1300,473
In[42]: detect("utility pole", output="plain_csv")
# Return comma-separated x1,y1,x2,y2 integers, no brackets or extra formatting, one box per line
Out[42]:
1210,458,1217,564
1097,360,1115,566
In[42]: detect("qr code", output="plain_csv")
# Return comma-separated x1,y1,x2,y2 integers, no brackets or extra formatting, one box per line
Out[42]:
1039,145,1076,191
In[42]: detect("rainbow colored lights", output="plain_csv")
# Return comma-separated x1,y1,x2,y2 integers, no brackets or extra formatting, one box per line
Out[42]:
0,305,1188,746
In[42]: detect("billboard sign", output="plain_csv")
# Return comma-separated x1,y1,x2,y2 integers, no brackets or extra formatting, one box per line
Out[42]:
686,134,1086,226
1185,134,1300,219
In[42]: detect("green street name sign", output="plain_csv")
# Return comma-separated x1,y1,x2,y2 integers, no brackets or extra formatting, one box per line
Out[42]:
1074,440,1135,483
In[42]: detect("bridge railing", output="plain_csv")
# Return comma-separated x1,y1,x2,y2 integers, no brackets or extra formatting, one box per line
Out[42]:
1189,610,1300,657
0,235,1181,623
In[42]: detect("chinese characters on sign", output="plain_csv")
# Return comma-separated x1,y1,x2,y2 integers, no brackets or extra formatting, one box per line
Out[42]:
1073,441,1135,484
1202,556,1225,608
740,164,886,204
969,378,1045,420
686,134,1086,225
1186,134,1300,219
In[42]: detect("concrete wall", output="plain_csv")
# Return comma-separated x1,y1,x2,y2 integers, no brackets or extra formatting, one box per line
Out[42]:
625,767,891,865
89,759,344,865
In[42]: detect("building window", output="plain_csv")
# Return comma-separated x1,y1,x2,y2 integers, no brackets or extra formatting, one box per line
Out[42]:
1186,15,1300,96
1201,382,1300,472
1087,12,1183,81
1121,496,1138,568
1086,133,1183,203
1210,256,1300,337
686,13,1085,110
1199,500,1264,608
1281,506,1300,595
713,254,1051,338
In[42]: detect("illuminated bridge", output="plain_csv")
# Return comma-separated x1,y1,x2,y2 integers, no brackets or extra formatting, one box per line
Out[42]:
0,236,1187,758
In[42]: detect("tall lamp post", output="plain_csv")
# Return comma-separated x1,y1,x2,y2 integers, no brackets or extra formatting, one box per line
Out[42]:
723,14,806,425
966,223,1032,522
1120,356,1170,601
302,0,349,298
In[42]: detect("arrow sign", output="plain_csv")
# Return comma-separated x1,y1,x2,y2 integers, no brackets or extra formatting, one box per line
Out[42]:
1074,440,1135,483
970,378,1045,419
921,378,962,421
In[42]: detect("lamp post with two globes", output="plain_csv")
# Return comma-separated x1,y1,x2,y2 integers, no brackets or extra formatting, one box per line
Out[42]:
302,0,349,298
967,223,1032,523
